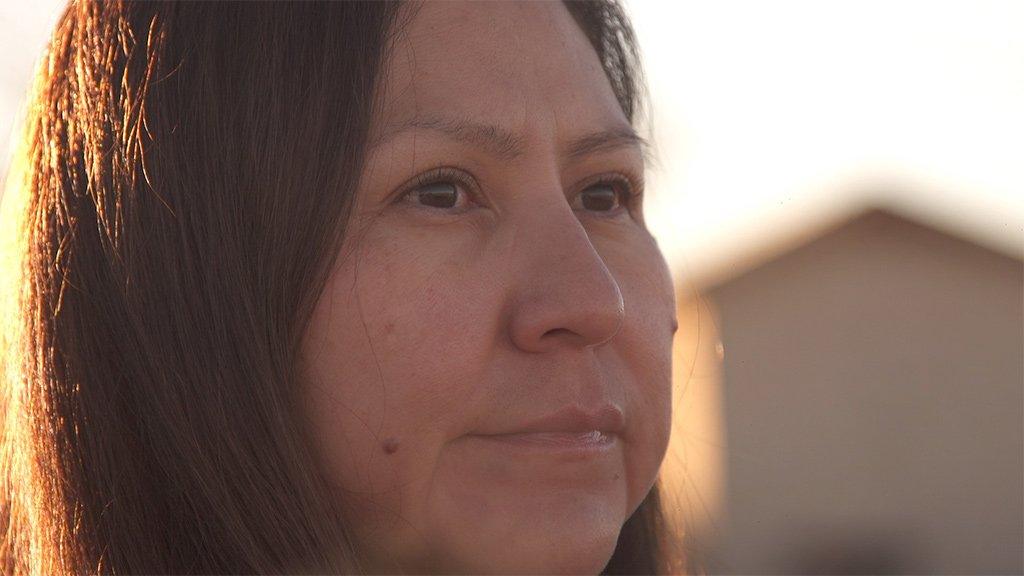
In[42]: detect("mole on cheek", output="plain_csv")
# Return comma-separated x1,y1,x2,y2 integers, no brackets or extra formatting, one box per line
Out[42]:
382,437,399,455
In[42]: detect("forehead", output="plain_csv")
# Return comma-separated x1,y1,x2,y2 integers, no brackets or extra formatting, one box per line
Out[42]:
374,0,628,143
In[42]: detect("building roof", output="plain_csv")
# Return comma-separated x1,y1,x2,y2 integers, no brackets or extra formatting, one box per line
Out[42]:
685,200,1024,293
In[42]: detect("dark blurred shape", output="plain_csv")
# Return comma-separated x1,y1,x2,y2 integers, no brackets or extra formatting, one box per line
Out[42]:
786,531,910,575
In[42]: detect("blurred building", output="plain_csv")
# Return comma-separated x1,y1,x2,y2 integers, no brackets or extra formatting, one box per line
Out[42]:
669,206,1023,575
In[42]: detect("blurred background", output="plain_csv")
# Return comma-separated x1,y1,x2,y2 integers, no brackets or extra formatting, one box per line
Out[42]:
2,1,1021,574
625,2,1023,574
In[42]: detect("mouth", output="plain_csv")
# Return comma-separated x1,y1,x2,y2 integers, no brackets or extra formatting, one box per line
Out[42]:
467,403,624,458
478,429,614,447
468,429,618,459
479,403,625,435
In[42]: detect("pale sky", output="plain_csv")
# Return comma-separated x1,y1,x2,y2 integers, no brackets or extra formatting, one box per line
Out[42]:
627,0,1024,284
3,1,1022,285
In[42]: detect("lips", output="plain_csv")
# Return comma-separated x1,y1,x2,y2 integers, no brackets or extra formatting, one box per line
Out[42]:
478,403,625,437
480,429,616,448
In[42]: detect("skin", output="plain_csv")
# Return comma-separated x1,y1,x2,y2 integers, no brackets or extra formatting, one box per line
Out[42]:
299,2,677,573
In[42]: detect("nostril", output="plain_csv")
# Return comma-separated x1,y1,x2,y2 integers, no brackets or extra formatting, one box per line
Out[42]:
541,328,575,340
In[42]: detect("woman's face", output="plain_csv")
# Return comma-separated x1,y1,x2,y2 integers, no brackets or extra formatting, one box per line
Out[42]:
300,1,677,573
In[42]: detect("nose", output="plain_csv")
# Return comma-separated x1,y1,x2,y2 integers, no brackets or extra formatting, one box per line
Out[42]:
506,200,625,354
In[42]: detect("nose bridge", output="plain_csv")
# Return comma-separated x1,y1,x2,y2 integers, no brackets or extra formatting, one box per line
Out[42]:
505,194,625,353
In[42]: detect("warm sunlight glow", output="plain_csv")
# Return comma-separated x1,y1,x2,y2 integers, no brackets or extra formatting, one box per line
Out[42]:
662,289,726,555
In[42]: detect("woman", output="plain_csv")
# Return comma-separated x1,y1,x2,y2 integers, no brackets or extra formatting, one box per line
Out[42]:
0,1,683,573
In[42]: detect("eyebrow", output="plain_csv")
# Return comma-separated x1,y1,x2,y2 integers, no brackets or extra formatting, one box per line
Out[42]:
370,115,650,162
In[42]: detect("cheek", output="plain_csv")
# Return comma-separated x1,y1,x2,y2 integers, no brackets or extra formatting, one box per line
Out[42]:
618,318,673,502
602,239,677,506
298,232,500,557
303,233,491,431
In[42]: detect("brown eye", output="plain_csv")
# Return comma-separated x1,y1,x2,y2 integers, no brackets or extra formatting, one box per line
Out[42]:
575,178,634,214
415,181,460,209
399,167,477,213
579,184,618,211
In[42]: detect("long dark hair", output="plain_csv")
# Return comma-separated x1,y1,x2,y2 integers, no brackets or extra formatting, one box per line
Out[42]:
0,1,684,573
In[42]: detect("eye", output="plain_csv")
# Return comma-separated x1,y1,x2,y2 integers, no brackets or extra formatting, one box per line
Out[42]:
412,181,463,209
399,167,476,212
572,175,637,215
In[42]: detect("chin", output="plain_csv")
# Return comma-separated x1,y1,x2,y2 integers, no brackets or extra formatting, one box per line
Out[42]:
439,515,624,575
541,534,622,576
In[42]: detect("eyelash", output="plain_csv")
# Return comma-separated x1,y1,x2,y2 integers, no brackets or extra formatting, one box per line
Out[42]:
397,166,643,216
